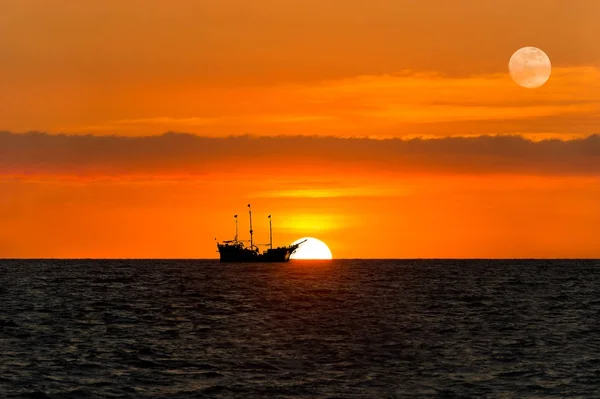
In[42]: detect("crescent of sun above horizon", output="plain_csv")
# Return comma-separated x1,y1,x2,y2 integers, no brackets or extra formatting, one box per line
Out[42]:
290,237,333,260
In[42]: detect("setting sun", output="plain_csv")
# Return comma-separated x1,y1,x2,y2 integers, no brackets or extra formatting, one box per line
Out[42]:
290,237,333,260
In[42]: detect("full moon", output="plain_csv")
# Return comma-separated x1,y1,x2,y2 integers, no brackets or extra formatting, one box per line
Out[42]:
508,46,551,88
290,237,333,260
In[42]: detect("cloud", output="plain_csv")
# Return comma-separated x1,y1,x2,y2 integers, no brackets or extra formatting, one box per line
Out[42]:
1,131,599,180
5,65,599,138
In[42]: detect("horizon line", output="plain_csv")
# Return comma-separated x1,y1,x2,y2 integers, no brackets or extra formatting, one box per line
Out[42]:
2,257,599,261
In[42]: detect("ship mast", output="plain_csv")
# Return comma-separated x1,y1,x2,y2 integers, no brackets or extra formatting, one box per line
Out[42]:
234,214,238,242
268,214,272,249
248,204,254,248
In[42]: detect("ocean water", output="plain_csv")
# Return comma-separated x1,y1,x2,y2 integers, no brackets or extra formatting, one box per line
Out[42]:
1,259,600,398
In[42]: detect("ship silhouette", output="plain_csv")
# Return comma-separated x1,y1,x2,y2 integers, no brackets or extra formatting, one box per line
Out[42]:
216,204,306,262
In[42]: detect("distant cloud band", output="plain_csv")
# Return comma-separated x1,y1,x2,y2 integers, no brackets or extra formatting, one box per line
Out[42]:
1,131,599,179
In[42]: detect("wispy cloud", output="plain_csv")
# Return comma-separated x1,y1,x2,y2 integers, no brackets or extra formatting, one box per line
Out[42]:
302,67,600,125
19,67,600,138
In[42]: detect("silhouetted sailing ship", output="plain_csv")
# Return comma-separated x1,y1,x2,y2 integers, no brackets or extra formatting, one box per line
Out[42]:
216,204,306,262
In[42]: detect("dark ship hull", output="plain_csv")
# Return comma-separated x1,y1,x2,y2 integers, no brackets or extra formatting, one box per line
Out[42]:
217,243,301,263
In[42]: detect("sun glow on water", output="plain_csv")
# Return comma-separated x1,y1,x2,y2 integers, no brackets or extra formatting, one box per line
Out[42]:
290,237,333,260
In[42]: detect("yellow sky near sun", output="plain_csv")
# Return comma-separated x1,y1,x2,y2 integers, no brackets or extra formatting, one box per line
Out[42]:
2,173,599,258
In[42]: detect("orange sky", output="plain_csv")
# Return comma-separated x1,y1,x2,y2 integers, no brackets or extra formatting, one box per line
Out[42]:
1,1,599,258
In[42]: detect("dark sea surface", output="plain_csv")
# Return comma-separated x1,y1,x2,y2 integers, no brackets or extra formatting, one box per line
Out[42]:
1,259,600,398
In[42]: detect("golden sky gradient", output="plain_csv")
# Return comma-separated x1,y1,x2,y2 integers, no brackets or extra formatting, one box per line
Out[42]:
1,1,599,257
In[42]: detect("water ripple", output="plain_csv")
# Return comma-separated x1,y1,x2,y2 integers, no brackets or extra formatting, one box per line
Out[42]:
1,259,599,398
